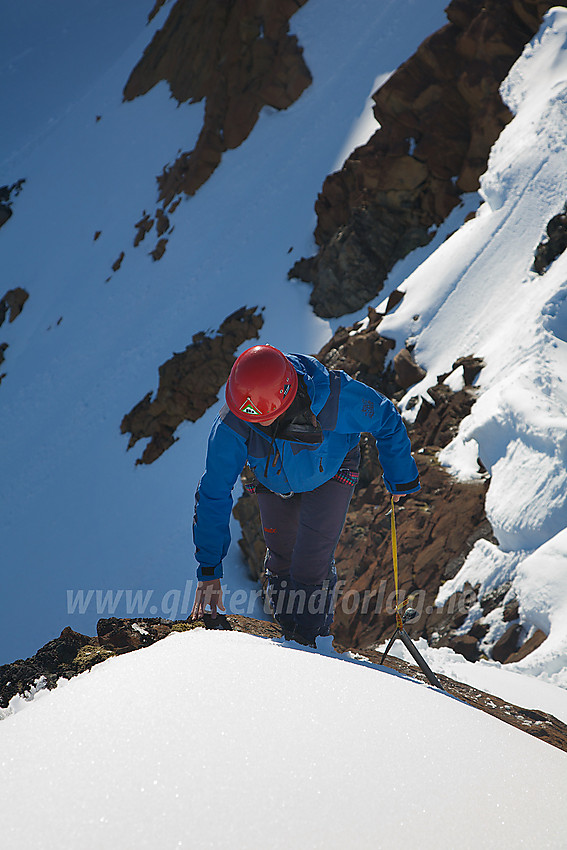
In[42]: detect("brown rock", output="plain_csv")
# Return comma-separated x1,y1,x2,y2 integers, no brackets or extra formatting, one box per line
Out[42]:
148,0,167,22
503,597,520,622
315,306,397,398
468,619,490,640
533,203,567,274
155,209,170,236
491,623,523,662
0,180,25,229
134,213,154,247
437,355,484,387
394,348,427,389
505,628,547,663
444,633,480,662
0,627,94,707
97,618,172,653
481,582,512,616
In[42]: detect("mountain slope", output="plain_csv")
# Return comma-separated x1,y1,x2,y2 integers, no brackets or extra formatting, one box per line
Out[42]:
1,627,566,849
374,8,567,685
0,0,449,664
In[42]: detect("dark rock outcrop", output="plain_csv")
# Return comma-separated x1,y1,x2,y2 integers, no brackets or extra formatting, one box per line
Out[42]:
289,0,554,317
2,615,566,753
0,287,29,327
506,628,547,663
121,306,264,464
148,0,167,23
124,0,311,204
0,205,11,228
134,213,154,247
394,347,427,390
0,179,25,231
112,252,125,272
491,622,523,662
316,307,398,397
0,627,102,706
97,617,173,653
533,205,567,274
122,0,311,263
149,238,168,261
0,287,30,384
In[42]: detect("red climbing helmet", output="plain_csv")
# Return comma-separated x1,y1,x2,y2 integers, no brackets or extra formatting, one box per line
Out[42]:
226,344,298,423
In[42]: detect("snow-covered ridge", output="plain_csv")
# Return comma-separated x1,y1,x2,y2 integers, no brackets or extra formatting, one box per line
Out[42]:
1,628,566,850
2,3,567,843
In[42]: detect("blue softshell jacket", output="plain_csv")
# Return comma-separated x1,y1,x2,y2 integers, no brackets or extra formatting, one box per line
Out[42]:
193,353,420,579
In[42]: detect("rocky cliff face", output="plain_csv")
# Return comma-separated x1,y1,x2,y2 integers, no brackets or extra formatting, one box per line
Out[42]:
289,0,554,317
119,0,311,265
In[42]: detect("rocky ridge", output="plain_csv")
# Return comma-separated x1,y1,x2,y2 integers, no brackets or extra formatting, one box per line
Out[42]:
289,0,555,317
1,615,566,753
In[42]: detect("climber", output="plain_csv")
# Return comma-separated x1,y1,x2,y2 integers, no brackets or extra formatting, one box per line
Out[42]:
190,344,420,645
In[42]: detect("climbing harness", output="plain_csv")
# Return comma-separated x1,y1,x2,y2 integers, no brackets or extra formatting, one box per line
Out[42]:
380,497,444,690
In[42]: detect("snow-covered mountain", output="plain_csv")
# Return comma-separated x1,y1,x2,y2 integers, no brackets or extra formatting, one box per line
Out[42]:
1,627,566,849
2,0,567,843
374,7,567,688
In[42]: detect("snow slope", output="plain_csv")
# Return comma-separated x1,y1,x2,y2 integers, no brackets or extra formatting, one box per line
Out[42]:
0,0,451,665
376,7,567,688
2,6,567,839
1,629,566,850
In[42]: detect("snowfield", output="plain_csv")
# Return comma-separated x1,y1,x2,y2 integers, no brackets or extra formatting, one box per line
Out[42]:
1,629,566,850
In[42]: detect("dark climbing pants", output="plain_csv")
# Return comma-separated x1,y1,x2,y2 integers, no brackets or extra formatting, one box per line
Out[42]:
256,473,357,585
255,461,358,640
